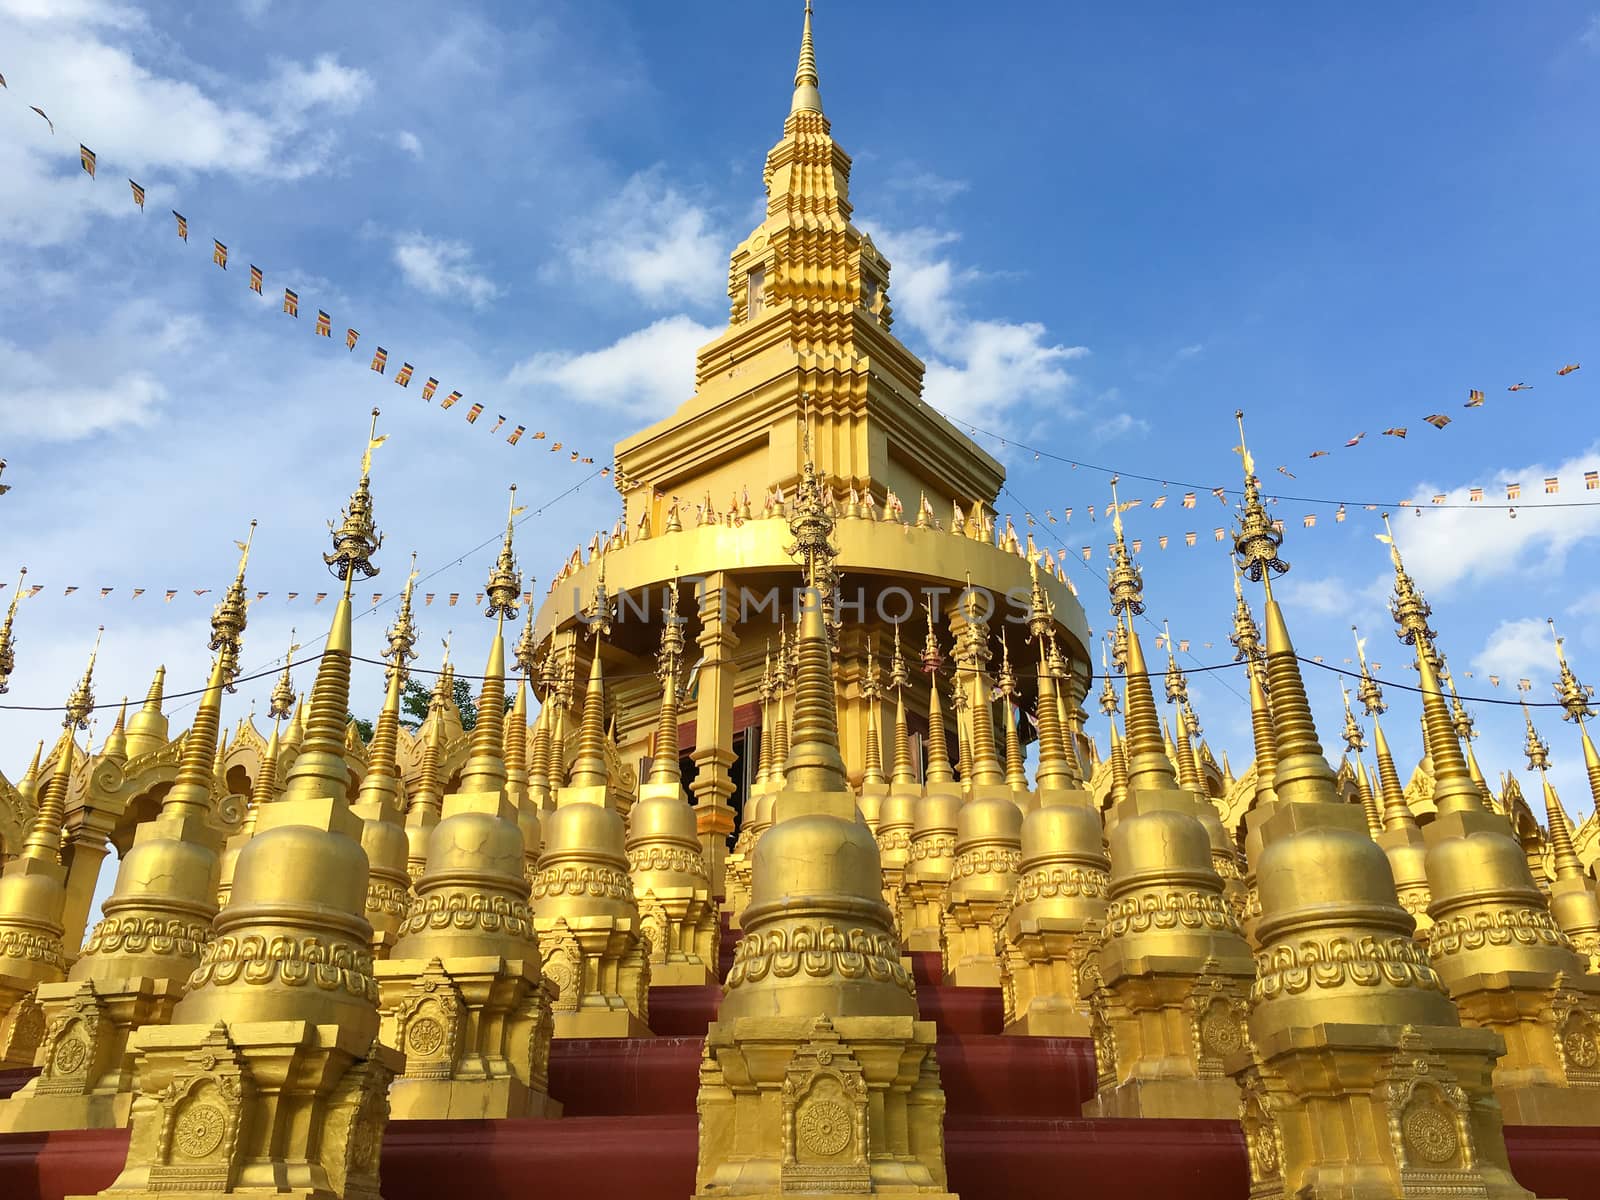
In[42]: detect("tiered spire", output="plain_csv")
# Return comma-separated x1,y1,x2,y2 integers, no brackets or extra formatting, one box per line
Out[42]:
21,631,100,862
648,581,688,786
458,486,523,796
791,0,822,114
0,567,25,694
860,636,886,787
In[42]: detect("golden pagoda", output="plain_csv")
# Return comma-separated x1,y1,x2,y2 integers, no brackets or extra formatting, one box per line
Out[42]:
0,531,255,1133
1382,520,1600,1125
1080,490,1254,1120
1224,423,1534,1199
0,629,100,1068
375,487,560,1119
84,419,399,1199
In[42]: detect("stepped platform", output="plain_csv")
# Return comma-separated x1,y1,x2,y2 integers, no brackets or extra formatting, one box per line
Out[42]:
2,932,1595,1198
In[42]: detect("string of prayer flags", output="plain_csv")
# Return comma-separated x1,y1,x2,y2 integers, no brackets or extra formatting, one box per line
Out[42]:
173,211,188,241
129,179,145,209
1465,390,1485,407
507,425,526,445
249,265,263,294
394,363,413,387
370,347,387,373
79,145,95,176
212,240,228,269
1424,413,1450,429
283,288,298,317
441,391,461,409
489,414,505,433
1382,427,1406,439
1508,382,1532,392
421,377,438,400
465,402,485,423
345,328,359,350
1558,364,1580,376
315,310,332,337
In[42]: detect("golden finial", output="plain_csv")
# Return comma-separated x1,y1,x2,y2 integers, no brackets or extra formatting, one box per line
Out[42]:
1411,641,1483,816
208,520,256,689
1118,610,1178,793
921,600,944,673
268,629,298,721
325,408,385,582
1522,702,1551,772
1549,617,1596,722
996,636,1018,700
890,622,911,693
0,565,25,693
786,575,850,793
1105,477,1144,617
791,0,823,115
582,561,614,642
64,626,103,730
1161,620,1188,708
387,555,421,679
1232,410,1288,581
1438,657,1476,743
102,696,130,760
514,603,540,679
1097,634,1119,717
1339,682,1366,755
1377,513,1434,652
1352,626,1386,715
1228,560,1262,662
486,485,526,620
568,632,612,790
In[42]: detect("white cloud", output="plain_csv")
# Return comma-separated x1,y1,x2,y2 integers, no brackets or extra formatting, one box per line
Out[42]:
875,225,1089,424
1177,343,1206,359
1473,617,1557,684
0,6,373,249
559,170,726,308
1,372,166,442
393,130,424,159
1583,14,1600,52
506,314,719,416
391,232,502,307
1381,445,1600,597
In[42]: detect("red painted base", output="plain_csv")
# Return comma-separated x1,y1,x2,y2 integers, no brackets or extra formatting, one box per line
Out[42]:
2,937,1594,1200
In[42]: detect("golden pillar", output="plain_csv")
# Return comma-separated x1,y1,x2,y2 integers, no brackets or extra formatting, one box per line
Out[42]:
351,568,419,959
903,618,959,954
1083,612,1254,1119
723,648,776,928
876,630,918,930
377,503,559,1120
530,577,652,1038
1225,441,1533,1198
88,423,398,1200
692,571,741,900
1380,523,1600,1125
626,582,718,986
3,535,259,1133
1000,577,1108,1037
941,593,1021,989
0,635,99,1069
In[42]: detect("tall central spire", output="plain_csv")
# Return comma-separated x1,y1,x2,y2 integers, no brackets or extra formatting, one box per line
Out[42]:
791,0,822,114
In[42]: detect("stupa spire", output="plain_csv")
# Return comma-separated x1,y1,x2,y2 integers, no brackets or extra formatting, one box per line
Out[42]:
861,635,886,787
22,629,99,861
791,0,822,114
0,566,24,694
648,580,687,786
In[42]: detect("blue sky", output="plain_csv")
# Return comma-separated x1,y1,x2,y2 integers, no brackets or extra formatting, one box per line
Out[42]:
3,0,1600,832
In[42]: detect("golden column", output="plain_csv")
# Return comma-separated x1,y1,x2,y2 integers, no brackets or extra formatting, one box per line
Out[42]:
220,642,296,909
1231,563,1279,948
691,570,741,900
0,631,99,1068
1353,632,1434,944
1381,520,1600,1124
1000,567,1109,1037
876,627,918,929
902,612,960,954
530,572,652,1038
626,581,719,987
88,415,398,1200
856,637,889,834
2,531,257,1132
351,561,419,958
377,487,560,1120
721,649,772,927
941,588,1022,988
693,408,952,1196
1228,433,1534,1199
1548,628,1600,969
402,650,451,882
1081,499,1254,1118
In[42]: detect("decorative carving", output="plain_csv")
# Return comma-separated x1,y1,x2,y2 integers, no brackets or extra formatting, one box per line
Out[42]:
188,932,378,1002
1427,906,1572,957
174,1102,228,1158
1253,933,1445,1000
725,922,913,995
949,847,1022,879
365,879,410,918
1104,888,1240,937
779,1018,872,1193
537,920,584,1012
907,834,957,861
0,928,67,971
1012,864,1109,902
397,891,535,939
1401,1105,1458,1165
529,864,634,902
626,845,708,876
82,913,212,958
